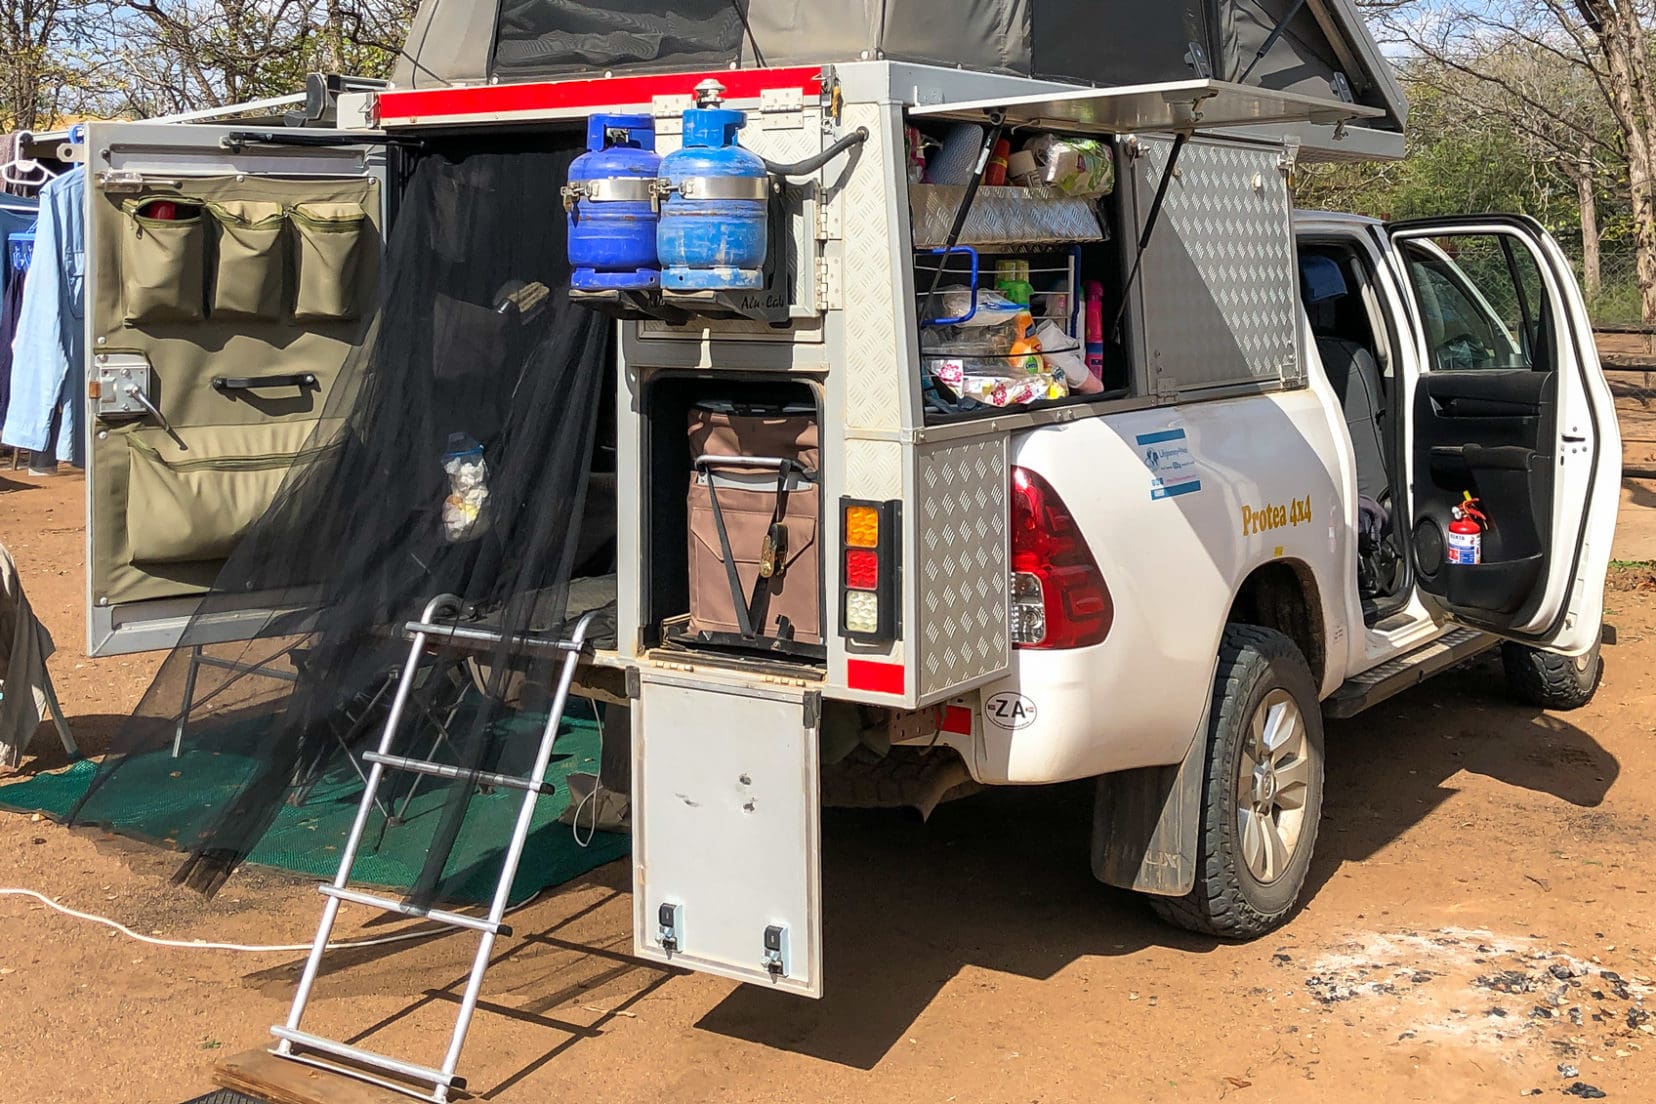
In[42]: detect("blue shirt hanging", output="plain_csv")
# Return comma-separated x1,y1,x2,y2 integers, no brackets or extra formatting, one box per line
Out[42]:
0,168,84,466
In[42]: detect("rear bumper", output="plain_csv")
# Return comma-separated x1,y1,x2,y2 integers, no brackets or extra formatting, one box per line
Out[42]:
955,640,1206,785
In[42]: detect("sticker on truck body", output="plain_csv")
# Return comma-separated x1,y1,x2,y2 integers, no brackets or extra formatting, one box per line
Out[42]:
984,692,1038,731
1135,428,1201,500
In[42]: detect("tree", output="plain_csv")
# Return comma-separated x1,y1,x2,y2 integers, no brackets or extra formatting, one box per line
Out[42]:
0,0,101,130
104,0,419,117
1368,0,1656,320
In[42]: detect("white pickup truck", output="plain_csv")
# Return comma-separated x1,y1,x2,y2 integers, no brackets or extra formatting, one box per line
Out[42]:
986,207,1619,939
70,12,1620,1091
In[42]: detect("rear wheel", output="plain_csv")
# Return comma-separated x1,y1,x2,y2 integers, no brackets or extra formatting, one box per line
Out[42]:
1501,640,1602,711
1150,625,1325,940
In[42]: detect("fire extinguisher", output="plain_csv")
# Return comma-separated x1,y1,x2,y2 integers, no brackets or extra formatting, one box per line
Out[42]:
1446,492,1486,565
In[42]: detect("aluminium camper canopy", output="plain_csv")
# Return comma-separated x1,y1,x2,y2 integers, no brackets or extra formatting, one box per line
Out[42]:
394,0,1406,138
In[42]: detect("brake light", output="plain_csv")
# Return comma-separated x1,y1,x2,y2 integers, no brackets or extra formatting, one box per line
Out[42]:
1010,467,1112,649
839,498,901,642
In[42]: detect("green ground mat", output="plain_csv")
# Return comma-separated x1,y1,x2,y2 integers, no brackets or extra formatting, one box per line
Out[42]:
0,715,627,905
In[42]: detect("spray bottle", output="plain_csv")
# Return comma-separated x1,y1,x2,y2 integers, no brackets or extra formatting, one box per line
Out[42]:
1083,280,1105,388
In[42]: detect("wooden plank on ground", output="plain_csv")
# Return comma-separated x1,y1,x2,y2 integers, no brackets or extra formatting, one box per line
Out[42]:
213,1048,417,1104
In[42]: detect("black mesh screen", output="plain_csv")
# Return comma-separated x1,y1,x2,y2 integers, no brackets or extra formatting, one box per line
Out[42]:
70,135,617,903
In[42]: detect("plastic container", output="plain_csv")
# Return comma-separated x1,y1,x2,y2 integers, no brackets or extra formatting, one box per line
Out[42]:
984,138,1011,185
566,114,662,291
657,80,769,291
995,259,1033,306
1084,280,1106,386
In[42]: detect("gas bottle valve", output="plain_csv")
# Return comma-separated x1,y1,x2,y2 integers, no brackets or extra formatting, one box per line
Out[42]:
694,79,726,107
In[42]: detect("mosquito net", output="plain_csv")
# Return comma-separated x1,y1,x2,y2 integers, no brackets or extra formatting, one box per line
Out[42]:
69,132,619,902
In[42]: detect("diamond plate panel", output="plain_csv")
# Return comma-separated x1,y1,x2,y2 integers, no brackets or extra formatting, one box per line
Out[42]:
843,439,905,499
911,184,1104,249
916,437,1009,702
1136,140,1298,394
838,103,906,431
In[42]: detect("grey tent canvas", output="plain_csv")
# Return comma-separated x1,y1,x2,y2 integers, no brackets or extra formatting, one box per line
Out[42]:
393,0,1404,133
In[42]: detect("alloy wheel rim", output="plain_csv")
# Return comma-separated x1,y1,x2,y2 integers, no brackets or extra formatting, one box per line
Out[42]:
1235,688,1311,885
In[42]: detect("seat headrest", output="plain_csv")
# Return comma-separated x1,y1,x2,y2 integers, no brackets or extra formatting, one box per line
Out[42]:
1300,255,1348,306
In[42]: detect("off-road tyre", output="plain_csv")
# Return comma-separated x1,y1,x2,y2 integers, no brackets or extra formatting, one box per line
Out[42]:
1149,625,1325,940
1500,640,1602,711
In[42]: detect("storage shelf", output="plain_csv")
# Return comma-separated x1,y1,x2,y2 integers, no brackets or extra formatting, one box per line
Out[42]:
910,184,1104,249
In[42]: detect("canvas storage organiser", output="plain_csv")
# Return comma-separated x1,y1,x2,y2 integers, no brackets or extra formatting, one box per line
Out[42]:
686,399,822,652
123,421,329,564
290,201,369,321
207,200,287,320
119,195,371,324
120,198,207,324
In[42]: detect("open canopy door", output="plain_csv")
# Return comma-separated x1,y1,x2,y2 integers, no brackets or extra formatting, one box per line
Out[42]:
909,78,1382,137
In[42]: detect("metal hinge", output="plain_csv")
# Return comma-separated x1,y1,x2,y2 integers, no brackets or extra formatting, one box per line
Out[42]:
96,170,147,194
1278,137,1302,189
1184,42,1213,79
816,255,842,309
651,94,692,136
1282,352,1304,387
1154,365,1180,405
1330,73,1355,104
759,87,805,130
815,195,841,241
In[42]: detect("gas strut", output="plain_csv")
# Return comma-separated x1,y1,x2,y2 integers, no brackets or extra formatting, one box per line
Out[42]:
1109,129,1191,343
761,127,869,178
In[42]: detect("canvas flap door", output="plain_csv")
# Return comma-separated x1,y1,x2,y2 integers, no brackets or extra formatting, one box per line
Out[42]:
84,122,387,657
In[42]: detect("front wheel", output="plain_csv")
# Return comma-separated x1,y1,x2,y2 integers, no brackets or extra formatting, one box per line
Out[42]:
1149,625,1325,940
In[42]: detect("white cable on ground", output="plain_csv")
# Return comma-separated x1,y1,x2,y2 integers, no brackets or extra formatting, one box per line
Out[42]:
0,886,542,953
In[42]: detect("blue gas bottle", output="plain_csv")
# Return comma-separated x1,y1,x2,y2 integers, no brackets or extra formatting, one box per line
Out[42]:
657,80,770,291
563,114,661,291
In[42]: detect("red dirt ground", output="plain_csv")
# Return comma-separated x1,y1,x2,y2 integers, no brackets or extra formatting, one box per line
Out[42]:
3,468,1654,1104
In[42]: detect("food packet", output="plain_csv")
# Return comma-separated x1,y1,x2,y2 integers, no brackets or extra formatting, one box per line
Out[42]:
441,433,490,542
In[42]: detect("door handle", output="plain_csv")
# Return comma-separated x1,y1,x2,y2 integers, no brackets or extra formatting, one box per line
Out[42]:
213,372,318,393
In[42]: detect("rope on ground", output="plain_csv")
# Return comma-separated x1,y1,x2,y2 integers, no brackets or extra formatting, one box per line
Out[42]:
0,886,541,953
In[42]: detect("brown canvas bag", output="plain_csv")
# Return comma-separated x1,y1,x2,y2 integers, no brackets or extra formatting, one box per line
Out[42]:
686,402,821,646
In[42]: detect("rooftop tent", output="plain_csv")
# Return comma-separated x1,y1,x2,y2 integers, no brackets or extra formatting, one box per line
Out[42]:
393,0,1404,132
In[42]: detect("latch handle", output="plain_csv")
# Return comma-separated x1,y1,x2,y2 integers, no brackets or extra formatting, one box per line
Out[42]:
124,384,186,449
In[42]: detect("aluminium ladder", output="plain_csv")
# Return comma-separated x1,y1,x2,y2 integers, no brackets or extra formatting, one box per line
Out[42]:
271,593,599,1103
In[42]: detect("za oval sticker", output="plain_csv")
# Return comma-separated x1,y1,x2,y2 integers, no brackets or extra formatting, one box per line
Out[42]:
984,692,1038,731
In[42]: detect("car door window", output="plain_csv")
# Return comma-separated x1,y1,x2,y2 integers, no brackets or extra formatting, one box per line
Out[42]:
1401,235,1547,372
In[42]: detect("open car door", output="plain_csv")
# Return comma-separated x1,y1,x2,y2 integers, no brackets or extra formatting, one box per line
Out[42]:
1386,215,1620,655
83,122,386,656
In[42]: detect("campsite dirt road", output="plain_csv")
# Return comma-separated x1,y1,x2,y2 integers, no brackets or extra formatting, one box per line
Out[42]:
4,467,1656,1104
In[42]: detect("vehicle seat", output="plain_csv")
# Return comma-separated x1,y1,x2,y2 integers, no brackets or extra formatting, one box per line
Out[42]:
1300,256,1390,502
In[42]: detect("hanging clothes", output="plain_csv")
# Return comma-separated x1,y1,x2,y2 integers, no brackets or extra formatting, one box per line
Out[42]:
0,541,61,767
0,200,38,430
0,168,83,467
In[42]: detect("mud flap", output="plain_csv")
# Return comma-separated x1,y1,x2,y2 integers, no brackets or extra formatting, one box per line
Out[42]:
1090,705,1208,897
632,672,823,998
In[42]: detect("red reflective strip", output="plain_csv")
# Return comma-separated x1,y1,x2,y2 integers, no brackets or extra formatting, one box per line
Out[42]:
938,705,972,735
378,66,823,123
846,659,905,696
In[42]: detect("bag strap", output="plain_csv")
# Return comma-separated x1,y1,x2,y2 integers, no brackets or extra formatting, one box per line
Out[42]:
698,457,800,640
702,471,758,638
743,466,793,634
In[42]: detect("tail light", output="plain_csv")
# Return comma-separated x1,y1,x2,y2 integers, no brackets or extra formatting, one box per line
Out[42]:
839,498,901,642
1010,467,1112,649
